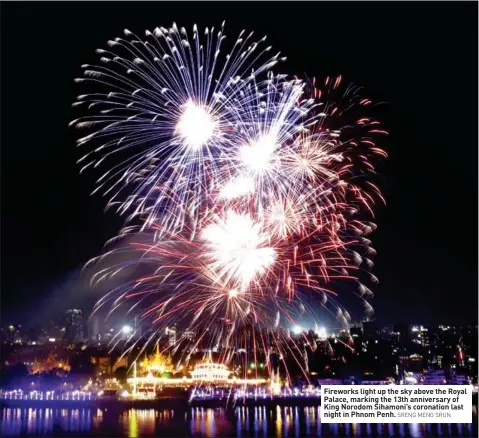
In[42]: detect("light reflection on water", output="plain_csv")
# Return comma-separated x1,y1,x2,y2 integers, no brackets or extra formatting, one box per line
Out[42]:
0,405,477,437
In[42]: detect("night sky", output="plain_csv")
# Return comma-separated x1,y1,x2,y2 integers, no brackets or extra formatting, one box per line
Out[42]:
2,2,477,326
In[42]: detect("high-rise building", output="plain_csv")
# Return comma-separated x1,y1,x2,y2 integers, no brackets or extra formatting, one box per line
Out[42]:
88,315,102,343
165,326,176,347
4,325,23,344
133,316,143,339
65,309,84,343
362,317,377,341
183,329,195,341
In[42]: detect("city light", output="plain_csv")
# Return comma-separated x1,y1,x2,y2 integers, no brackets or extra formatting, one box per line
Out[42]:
0,389,93,401
292,325,302,335
122,325,132,334
314,326,327,339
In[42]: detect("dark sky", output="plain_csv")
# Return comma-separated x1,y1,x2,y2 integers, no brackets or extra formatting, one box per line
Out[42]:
2,2,477,326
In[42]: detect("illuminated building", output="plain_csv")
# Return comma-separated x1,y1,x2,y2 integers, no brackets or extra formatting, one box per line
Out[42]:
183,330,195,341
362,317,377,341
448,372,472,385
88,316,102,342
29,352,70,375
270,368,281,395
5,325,22,344
140,345,173,375
456,344,465,367
127,353,266,398
318,378,343,385
431,354,443,368
165,326,176,347
423,368,447,385
190,362,230,382
65,309,84,344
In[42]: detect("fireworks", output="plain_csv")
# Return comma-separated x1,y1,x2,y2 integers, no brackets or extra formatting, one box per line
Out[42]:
201,210,277,290
71,22,298,234
176,101,217,151
74,22,387,379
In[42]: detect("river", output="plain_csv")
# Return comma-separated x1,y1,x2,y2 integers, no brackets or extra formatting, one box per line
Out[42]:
1,405,477,437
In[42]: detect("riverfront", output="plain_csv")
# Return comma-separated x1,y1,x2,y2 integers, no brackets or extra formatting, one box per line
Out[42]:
1,405,477,437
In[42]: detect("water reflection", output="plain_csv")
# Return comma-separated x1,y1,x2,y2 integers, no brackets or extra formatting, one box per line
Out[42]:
121,409,158,437
0,406,476,437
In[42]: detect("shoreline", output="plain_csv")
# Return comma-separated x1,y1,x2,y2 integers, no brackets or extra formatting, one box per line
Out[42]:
2,394,477,410
0,397,323,410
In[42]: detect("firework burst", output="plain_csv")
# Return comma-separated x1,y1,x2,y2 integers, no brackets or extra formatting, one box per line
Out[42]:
71,22,313,236
77,22,387,379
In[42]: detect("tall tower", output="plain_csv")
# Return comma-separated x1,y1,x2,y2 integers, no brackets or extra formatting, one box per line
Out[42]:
88,315,101,342
65,309,84,343
165,326,177,347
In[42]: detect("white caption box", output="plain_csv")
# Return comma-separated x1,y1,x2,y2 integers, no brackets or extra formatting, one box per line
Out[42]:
320,385,472,424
